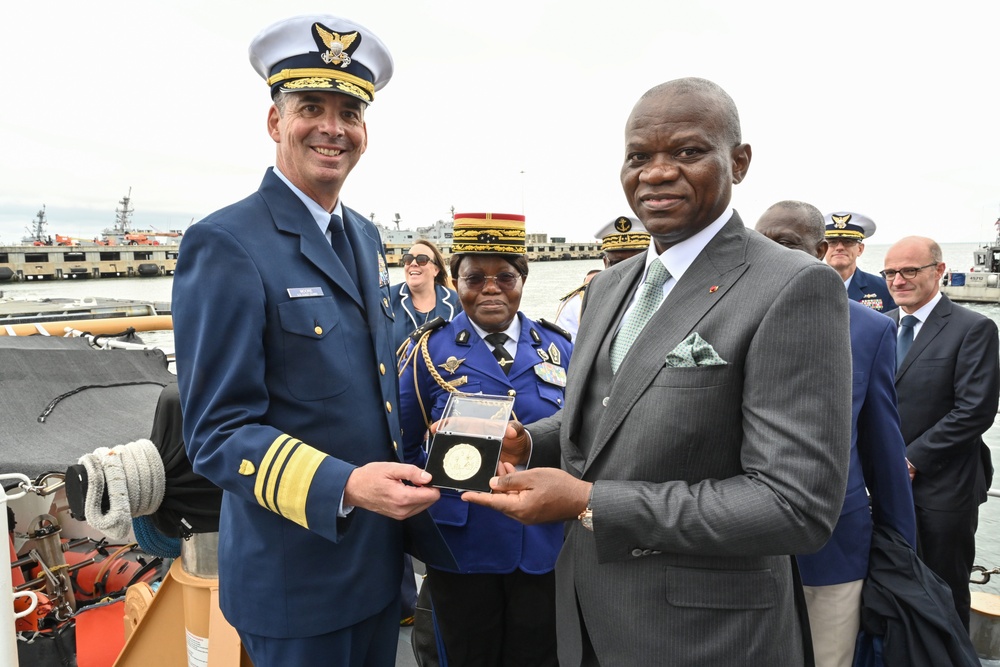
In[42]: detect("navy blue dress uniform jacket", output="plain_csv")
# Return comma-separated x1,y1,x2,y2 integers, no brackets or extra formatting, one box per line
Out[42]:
849,267,896,313
398,311,572,574
173,169,408,638
796,301,916,586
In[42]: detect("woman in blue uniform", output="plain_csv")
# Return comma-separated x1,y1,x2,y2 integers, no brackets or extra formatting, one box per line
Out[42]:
398,212,571,667
389,239,459,351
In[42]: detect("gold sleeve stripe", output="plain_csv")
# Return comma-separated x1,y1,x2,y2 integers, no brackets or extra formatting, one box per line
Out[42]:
254,434,293,513
254,435,327,529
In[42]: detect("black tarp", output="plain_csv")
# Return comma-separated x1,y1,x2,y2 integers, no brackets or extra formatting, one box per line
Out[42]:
0,336,174,479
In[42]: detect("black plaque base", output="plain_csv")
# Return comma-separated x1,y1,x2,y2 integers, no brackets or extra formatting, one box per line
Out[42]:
424,432,501,493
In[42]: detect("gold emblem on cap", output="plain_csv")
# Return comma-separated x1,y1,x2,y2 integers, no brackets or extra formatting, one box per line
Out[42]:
547,342,561,366
439,356,466,374
315,26,358,68
614,216,632,233
831,213,852,229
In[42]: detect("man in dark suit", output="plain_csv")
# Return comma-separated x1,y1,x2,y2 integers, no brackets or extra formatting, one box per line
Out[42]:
172,15,441,666
756,201,916,667
824,211,896,312
466,78,852,666
885,235,1000,629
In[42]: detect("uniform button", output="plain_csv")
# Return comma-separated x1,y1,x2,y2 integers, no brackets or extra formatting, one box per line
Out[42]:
631,548,643,557
385,401,392,413
314,326,323,335
382,297,389,307
393,441,398,451
557,398,562,404
507,389,516,397
380,363,386,375
602,396,610,407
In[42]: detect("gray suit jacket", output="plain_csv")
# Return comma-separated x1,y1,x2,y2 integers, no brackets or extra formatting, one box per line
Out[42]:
529,214,852,666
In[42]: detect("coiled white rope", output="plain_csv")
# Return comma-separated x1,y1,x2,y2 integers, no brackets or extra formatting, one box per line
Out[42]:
78,439,166,540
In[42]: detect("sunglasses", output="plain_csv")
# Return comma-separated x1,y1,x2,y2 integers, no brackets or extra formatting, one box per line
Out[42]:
459,272,520,291
402,253,435,266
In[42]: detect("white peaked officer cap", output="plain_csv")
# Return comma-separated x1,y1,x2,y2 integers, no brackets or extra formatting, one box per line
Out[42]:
595,216,650,251
249,15,393,104
824,211,876,241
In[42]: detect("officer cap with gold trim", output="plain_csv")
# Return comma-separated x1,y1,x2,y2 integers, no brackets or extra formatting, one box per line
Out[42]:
595,216,650,251
824,211,876,241
451,213,526,255
249,15,393,104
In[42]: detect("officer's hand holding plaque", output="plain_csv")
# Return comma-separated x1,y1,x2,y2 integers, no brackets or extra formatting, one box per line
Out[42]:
425,393,515,493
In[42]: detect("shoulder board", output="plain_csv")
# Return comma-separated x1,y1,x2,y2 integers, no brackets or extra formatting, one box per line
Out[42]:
409,316,447,342
558,283,587,301
536,318,572,342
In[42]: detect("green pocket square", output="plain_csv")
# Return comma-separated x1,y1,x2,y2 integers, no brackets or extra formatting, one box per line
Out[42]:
665,333,728,367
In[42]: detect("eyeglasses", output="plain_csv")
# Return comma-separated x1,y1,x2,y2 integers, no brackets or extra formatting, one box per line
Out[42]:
459,272,520,291
402,253,435,266
880,263,939,281
828,238,861,248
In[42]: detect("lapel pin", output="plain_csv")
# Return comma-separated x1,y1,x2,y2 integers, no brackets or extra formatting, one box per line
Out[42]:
709,285,719,293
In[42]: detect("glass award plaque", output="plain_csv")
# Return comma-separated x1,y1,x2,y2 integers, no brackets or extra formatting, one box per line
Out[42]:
424,393,515,493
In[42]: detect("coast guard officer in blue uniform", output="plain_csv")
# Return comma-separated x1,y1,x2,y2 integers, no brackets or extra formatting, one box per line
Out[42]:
757,201,916,667
824,210,896,312
398,212,572,666
172,15,442,666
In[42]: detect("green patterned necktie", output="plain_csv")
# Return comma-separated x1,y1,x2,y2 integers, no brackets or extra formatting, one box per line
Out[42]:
610,261,671,373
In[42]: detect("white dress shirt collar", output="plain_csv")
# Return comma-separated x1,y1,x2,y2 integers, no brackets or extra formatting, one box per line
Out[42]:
903,292,942,338
469,314,522,360
273,166,344,236
640,206,733,282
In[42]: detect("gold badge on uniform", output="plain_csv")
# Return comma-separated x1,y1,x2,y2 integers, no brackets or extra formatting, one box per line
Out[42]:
547,342,561,366
439,356,466,374
238,460,256,476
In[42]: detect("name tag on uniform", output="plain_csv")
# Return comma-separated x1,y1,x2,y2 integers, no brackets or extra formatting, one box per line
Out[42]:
287,287,324,298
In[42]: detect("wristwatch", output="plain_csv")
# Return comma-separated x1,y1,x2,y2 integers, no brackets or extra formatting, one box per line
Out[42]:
578,487,594,531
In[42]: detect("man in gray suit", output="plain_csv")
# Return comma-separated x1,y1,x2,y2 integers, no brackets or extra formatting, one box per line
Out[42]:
466,78,852,665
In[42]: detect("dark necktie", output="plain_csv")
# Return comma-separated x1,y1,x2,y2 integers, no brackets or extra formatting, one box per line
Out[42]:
328,213,359,289
896,315,918,369
484,332,514,375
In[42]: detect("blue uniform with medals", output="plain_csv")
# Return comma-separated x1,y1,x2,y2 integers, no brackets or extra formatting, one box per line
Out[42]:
398,310,571,575
848,267,896,313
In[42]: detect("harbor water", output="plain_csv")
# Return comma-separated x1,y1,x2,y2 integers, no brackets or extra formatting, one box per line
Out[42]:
3,244,1000,603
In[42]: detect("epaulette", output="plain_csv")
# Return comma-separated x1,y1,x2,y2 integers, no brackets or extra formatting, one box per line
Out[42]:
536,318,572,342
408,316,447,343
558,283,588,302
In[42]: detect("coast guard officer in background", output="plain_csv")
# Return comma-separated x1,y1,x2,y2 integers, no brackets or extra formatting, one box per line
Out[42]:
824,210,896,312
172,15,441,666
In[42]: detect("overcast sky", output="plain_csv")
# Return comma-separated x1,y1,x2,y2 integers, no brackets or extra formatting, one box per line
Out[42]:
2,0,998,245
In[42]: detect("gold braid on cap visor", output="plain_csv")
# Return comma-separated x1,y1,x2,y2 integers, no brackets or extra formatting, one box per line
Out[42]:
268,68,375,99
